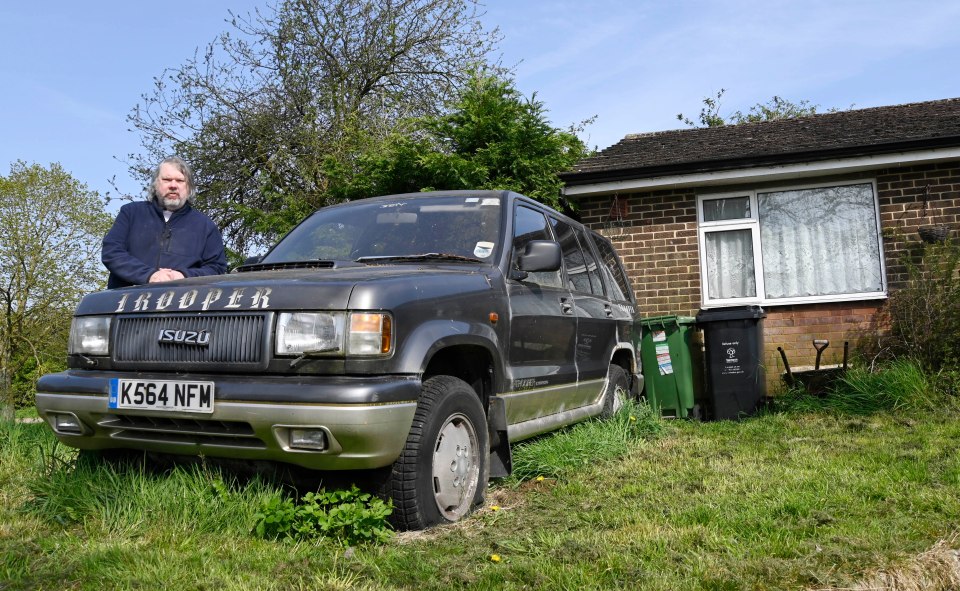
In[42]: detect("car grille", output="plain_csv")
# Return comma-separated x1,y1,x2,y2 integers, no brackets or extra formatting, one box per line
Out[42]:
113,313,268,370
100,414,265,449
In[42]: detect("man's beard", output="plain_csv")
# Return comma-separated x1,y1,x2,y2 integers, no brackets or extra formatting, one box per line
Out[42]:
161,193,186,211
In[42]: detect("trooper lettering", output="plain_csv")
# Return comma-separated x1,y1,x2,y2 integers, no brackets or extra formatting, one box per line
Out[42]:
133,292,152,311
156,291,175,310
178,290,198,309
201,288,223,310
251,287,272,309
113,286,275,312
225,288,245,308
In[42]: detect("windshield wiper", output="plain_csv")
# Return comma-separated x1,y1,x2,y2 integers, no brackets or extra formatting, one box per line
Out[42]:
355,253,483,264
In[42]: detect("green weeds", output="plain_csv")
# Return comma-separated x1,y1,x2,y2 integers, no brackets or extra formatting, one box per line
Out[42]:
253,486,393,546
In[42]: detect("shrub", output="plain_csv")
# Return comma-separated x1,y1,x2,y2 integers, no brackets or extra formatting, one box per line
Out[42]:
930,367,960,406
253,485,393,546
882,240,960,370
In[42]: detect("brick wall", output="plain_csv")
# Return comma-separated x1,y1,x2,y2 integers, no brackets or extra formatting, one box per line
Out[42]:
876,161,960,288
579,188,702,318
577,159,960,393
762,301,884,380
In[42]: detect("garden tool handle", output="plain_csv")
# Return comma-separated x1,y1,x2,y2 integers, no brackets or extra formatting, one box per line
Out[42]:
813,339,829,370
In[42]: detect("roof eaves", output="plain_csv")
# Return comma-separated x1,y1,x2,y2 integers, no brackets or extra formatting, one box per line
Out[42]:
560,136,960,186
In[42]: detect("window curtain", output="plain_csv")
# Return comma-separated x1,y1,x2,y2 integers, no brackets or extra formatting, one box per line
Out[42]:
759,184,882,298
705,228,756,299
703,196,750,222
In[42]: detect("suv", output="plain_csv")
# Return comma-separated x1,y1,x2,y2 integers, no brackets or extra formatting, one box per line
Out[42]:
36,190,642,529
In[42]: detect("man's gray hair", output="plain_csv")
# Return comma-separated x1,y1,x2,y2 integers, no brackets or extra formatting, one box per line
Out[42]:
149,156,196,201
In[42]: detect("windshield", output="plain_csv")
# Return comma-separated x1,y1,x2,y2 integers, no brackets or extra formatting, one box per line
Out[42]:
262,195,502,264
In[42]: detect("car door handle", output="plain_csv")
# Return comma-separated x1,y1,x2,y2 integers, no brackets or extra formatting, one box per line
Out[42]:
560,298,574,315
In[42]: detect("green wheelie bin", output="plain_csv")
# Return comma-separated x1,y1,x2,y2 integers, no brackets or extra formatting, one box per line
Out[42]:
639,315,698,418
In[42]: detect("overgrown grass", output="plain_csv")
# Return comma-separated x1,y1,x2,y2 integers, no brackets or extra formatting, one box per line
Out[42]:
505,398,662,482
775,358,955,415
26,452,275,538
14,406,39,420
2,381,959,590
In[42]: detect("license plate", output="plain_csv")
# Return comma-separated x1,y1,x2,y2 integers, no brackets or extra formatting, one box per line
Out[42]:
109,379,215,413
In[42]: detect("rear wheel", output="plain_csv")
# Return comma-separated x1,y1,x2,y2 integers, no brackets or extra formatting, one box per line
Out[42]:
387,375,488,530
600,364,630,419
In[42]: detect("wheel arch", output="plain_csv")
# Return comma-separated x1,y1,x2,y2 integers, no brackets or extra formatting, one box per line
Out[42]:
423,344,497,410
397,319,504,406
610,342,641,395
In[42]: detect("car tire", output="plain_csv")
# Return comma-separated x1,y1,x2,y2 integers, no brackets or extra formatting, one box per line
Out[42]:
387,375,488,530
600,364,630,419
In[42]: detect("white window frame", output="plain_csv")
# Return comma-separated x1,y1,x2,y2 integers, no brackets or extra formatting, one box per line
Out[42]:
697,179,888,308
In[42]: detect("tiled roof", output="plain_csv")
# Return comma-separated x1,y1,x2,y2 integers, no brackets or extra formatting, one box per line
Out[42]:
561,98,960,185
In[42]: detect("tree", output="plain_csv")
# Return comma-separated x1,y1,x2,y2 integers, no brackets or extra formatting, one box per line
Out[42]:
677,88,843,128
128,0,502,256
327,71,592,212
0,162,111,417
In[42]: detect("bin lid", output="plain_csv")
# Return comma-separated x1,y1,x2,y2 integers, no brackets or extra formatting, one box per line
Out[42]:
640,315,697,327
695,305,766,323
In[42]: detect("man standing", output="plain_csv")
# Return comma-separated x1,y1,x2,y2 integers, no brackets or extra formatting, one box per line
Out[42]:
102,156,227,288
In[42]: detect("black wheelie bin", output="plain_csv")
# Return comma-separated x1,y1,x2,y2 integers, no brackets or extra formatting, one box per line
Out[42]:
696,306,766,420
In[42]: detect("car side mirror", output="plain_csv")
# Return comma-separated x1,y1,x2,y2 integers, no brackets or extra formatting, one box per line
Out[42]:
516,240,561,274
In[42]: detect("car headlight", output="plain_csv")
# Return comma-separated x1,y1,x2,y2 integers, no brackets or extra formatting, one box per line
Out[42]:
275,312,393,357
276,312,345,356
69,316,111,356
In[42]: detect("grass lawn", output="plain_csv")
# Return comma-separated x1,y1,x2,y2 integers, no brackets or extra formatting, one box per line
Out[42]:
2,399,958,590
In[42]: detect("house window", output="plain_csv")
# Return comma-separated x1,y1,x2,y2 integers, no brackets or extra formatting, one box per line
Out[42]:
698,181,886,306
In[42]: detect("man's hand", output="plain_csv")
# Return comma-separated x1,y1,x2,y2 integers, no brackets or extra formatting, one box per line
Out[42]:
149,269,186,283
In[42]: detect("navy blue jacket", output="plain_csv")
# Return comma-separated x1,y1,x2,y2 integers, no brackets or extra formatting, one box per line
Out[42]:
102,199,228,289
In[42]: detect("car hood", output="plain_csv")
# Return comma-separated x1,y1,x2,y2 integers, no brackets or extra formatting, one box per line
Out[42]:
77,264,494,315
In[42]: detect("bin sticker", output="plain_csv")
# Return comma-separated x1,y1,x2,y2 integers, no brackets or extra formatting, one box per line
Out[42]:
721,340,742,376
655,343,673,375
652,330,667,343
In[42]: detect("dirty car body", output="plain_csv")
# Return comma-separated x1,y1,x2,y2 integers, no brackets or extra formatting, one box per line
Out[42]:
36,190,642,529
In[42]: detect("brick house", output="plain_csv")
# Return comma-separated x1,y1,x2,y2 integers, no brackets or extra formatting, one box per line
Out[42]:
560,98,960,398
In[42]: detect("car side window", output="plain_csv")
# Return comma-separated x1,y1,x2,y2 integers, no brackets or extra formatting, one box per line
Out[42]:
551,218,604,295
512,205,563,288
589,231,632,303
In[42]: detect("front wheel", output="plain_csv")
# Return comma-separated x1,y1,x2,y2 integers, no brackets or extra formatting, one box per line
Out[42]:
387,376,489,530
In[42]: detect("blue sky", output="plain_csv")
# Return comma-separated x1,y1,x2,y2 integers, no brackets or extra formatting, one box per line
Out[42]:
3,1,960,208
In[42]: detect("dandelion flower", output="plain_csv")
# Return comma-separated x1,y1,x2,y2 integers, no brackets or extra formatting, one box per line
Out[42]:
536,476,544,482
490,505,500,512
490,554,502,563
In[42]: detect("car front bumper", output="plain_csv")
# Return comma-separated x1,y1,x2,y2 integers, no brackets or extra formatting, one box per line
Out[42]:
35,371,420,470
